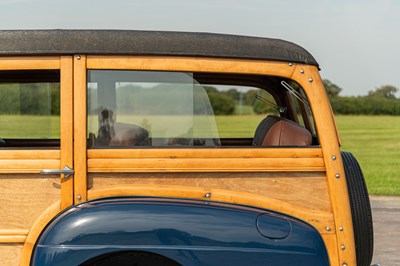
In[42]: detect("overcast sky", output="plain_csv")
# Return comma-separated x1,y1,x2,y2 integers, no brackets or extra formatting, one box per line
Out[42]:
1,0,399,96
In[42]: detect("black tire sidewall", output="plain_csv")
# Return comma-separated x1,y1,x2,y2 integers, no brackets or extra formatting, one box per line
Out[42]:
341,151,374,266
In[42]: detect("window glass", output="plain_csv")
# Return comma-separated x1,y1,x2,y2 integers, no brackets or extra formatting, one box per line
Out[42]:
0,70,60,147
87,70,220,147
283,81,317,136
87,70,315,148
203,85,279,138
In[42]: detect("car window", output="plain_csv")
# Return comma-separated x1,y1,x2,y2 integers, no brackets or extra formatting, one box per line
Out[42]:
87,70,316,148
202,84,280,139
87,70,220,147
0,70,60,148
283,80,317,136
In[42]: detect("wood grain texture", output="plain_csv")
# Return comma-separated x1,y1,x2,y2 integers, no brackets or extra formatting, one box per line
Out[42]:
0,230,28,243
89,172,330,211
88,148,323,159
60,56,74,209
0,150,60,160
321,234,339,266
88,172,334,232
88,181,334,233
0,150,60,173
73,55,88,203
88,148,325,173
292,65,356,266
0,56,63,265
0,244,24,266
0,159,60,173
0,56,348,266
88,157,324,173
0,56,60,70
20,201,61,266
0,236,26,243
0,174,59,229
87,56,295,77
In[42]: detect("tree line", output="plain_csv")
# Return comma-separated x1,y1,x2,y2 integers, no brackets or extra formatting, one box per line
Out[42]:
204,86,276,115
324,80,400,115
206,81,400,116
0,81,398,116
0,83,59,115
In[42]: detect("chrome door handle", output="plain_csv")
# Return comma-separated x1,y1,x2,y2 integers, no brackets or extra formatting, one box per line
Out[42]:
40,165,74,178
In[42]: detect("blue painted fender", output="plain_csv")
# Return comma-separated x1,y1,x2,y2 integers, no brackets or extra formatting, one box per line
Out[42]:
31,197,329,265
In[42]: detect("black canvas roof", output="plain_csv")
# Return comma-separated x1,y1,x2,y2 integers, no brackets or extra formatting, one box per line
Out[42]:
0,30,318,67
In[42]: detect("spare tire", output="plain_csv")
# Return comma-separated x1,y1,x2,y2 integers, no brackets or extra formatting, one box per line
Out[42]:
341,151,374,266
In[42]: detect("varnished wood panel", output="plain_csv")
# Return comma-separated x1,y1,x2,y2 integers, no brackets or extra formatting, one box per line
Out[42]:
0,244,23,266
0,150,60,160
60,56,74,209
89,172,331,212
88,157,324,173
0,56,64,265
87,56,295,78
0,229,28,243
20,201,61,266
88,148,323,159
321,234,339,266
0,159,60,173
0,174,59,230
73,55,88,203
88,184,334,233
0,56,60,70
292,65,356,265
88,171,334,233
0,142,60,175
88,148,325,173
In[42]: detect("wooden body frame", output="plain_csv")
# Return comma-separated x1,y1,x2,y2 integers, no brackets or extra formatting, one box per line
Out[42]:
0,56,355,266
0,57,72,266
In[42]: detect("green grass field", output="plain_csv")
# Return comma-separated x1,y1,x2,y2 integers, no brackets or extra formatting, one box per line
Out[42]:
0,115,59,138
335,115,400,195
1,114,399,195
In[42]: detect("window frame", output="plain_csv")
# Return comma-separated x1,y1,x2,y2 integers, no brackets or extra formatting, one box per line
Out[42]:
83,56,325,173
86,70,286,148
0,69,61,147
0,56,74,209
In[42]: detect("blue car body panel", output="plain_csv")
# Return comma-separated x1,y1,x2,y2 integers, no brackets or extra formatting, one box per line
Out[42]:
31,197,329,265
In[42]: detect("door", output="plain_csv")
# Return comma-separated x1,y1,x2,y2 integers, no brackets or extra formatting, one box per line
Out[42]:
0,56,73,265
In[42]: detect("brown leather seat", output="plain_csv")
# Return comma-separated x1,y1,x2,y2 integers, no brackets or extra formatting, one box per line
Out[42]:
253,115,312,146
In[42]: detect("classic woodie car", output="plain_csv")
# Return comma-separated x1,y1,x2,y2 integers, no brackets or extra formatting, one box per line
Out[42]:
0,30,373,266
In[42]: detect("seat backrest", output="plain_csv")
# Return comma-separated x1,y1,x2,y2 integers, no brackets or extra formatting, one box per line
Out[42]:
109,122,150,146
253,115,312,146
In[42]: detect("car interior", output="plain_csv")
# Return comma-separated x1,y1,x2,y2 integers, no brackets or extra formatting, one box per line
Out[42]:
0,70,318,148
